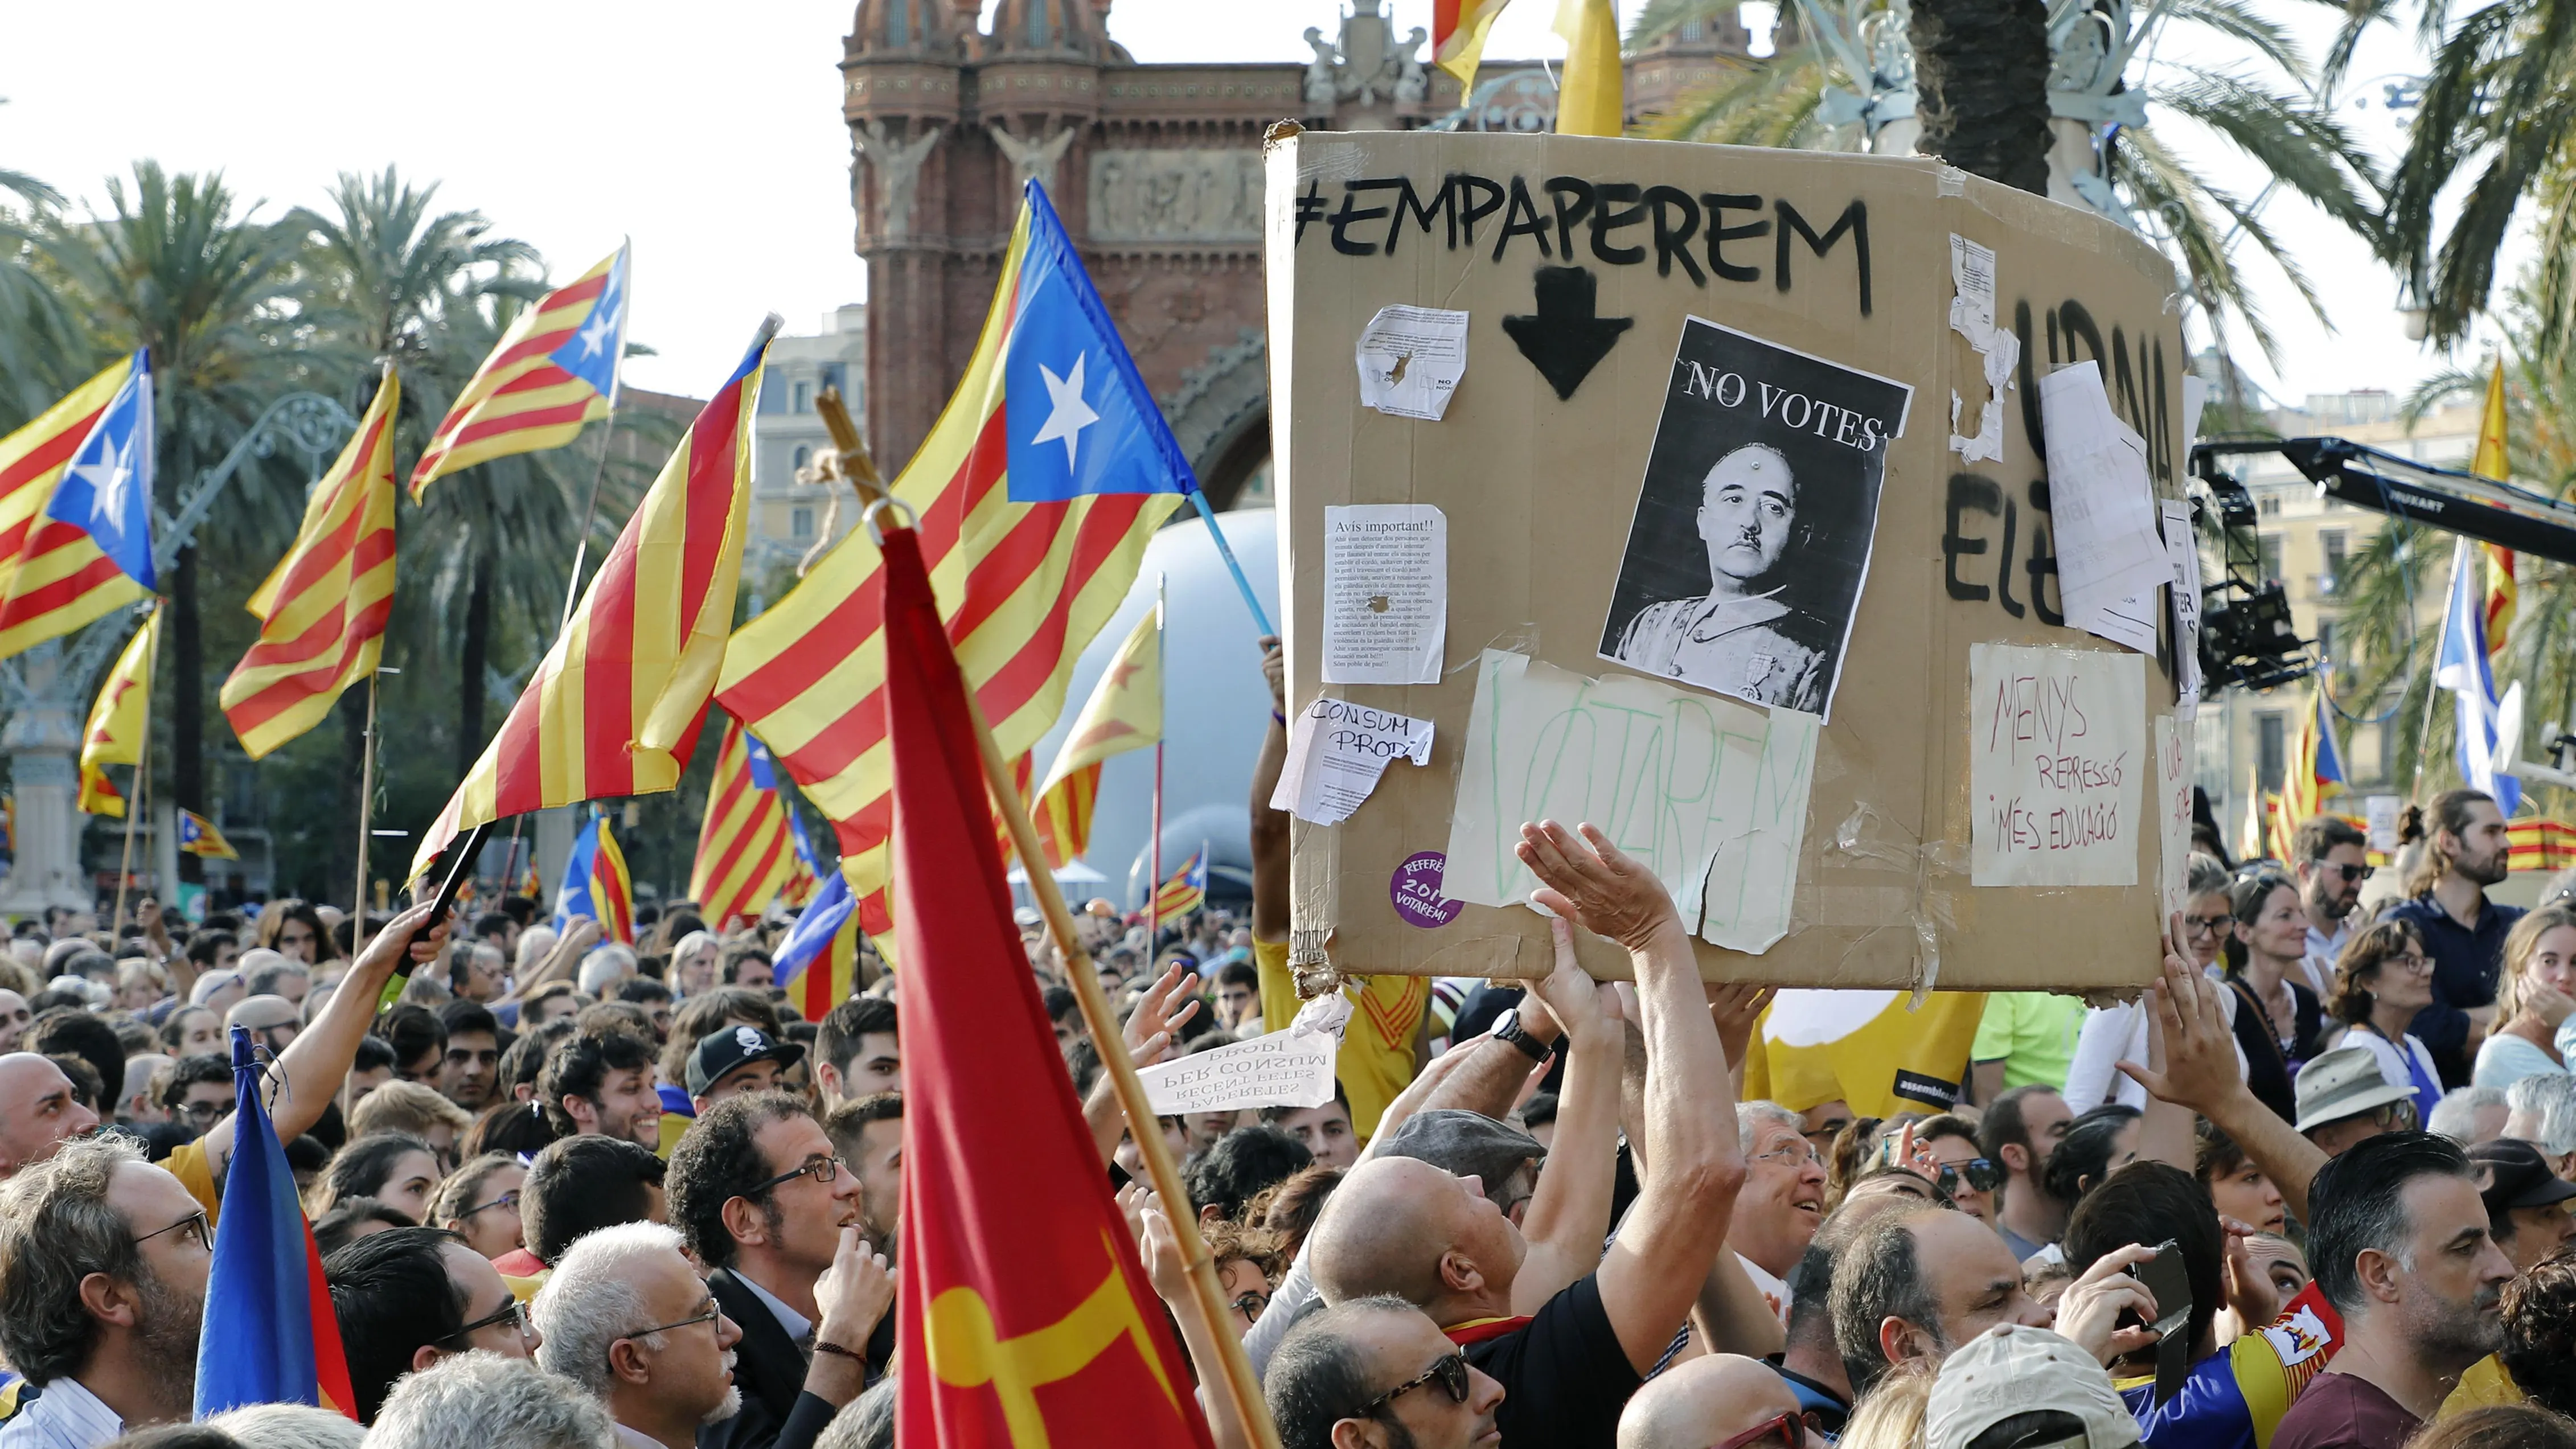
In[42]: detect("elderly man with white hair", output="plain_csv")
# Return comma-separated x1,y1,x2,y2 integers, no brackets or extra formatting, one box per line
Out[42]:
368,1351,617,1449
2427,1084,2511,1145
532,1221,745,1449
2504,1072,2576,1176
577,945,641,1000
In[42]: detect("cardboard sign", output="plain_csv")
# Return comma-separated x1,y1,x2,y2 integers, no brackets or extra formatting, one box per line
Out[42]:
1266,130,2182,990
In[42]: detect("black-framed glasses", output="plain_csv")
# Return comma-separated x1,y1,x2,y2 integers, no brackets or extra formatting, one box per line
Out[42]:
131,1209,209,1251
462,1190,522,1218
180,1101,226,1124
1361,1353,1469,1415
744,1154,844,1198
442,1297,534,1345
2181,913,2234,939
612,1303,721,1365
1232,1290,1270,1321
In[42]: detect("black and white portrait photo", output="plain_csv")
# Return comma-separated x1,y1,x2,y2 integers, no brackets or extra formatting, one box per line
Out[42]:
1598,318,1913,720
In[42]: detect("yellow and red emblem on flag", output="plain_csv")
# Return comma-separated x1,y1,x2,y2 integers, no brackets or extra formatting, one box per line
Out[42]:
715,187,1186,965
875,519,1214,1449
690,716,799,930
78,602,159,818
410,323,772,881
1032,604,1160,871
411,246,629,499
219,370,399,760
178,807,239,860
0,353,153,659
2474,359,2515,662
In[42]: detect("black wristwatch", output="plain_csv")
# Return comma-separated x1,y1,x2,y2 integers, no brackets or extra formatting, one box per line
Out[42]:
1491,1007,1551,1062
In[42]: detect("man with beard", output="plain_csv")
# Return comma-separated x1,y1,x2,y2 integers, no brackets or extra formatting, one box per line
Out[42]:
821,1092,903,1376
2295,816,2373,996
2385,790,2524,1086
0,1135,212,1449
666,1093,893,1449
539,1029,662,1147
1610,444,1828,712
2273,1132,2516,1449
533,1222,746,1449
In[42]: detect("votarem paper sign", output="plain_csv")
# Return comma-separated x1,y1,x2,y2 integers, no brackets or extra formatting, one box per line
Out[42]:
1970,643,2147,887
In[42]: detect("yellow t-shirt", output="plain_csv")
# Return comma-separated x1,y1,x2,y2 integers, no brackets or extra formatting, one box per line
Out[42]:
2438,1356,2523,1417
165,1138,222,1227
1256,937,1425,1141
1254,938,1298,1045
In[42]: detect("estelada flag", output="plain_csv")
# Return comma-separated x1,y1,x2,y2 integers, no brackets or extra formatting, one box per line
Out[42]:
77,602,158,818
0,350,156,659
774,869,860,1021
1031,604,1160,871
554,816,635,945
178,808,240,860
879,519,1212,1449
410,244,629,499
691,716,799,929
195,1027,358,1418
1151,846,1208,921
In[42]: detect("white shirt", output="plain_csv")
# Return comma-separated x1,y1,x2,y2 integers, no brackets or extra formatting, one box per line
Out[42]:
616,1425,670,1449
0,1378,122,1449
1737,1251,1792,1328
734,1269,814,1347
2062,979,2248,1114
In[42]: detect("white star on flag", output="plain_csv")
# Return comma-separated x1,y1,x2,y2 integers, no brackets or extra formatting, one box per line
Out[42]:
1030,352,1100,471
577,301,618,359
74,429,137,527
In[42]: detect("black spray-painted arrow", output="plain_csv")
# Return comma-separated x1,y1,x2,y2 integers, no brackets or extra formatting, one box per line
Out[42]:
1500,265,1634,401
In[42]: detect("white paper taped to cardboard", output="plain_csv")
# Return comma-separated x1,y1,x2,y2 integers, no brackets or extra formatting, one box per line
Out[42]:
1443,649,1818,953
2040,362,2167,651
1946,235,2019,465
1270,697,1435,826
2160,498,2202,718
1969,642,2148,887
1136,994,1349,1116
2154,712,2196,920
1323,503,1447,684
1354,306,1470,421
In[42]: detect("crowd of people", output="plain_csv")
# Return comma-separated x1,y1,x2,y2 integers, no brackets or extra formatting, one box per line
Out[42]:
0,644,2567,1449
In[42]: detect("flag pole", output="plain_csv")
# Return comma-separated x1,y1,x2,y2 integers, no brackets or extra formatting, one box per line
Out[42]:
351,672,380,959
557,405,625,633
1185,489,1275,638
112,603,162,940
2413,541,2464,794
958,685,1283,1449
1148,574,1166,956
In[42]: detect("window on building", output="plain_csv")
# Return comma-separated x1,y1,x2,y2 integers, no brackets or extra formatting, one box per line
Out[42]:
792,444,812,474
2259,533,2284,586
792,507,814,540
821,363,847,403
2258,712,2287,792
2320,531,2347,594
1680,17,1704,39
2259,492,2282,518
791,381,813,413
2316,617,2337,667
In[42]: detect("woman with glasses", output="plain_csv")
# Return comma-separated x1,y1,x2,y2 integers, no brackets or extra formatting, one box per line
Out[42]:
431,1152,530,1261
2063,855,2245,1113
2222,871,2325,1124
2475,903,2576,1089
2324,919,2447,1129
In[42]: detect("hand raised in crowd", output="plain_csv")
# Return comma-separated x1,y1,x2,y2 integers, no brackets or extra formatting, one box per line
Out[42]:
2215,1214,2282,1337
349,900,452,991
813,1223,896,1347
1114,1181,1150,1242
1123,961,1204,1068
1134,1189,1191,1304
2052,1241,2165,1366
1259,635,1285,715
1530,917,1620,1052
1705,981,1774,1069
2116,923,2239,1115
1517,820,1683,953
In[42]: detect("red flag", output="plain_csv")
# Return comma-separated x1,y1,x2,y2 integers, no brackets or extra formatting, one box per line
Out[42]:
879,522,1211,1449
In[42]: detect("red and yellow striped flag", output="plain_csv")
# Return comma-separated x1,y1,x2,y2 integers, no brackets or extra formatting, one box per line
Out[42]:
1435,0,1517,87
690,715,798,930
0,353,153,658
1031,603,1160,869
2474,359,2515,662
77,602,159,818
409,323,773,881
715,188,1186,960
219,370,398,759
409,245,629,500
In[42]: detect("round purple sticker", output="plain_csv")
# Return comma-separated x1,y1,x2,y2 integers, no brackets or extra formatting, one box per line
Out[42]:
1391,851,1463,929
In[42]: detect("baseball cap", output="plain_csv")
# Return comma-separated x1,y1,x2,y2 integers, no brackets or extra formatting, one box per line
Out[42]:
1924,1324,2140,1449
2471,1138,2576,1215
686,1024,807,1096
1378,1109,1544,1202
2293,1046,2416,1135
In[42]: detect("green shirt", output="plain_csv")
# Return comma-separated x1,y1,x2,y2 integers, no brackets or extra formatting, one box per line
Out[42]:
1970,991,2085,1092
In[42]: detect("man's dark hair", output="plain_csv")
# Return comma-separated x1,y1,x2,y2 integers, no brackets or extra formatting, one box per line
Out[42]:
500,896,538,929
2500,1249,2576,1418
462,1098,563,1159
1216,960,1259,992
2295,815,2368,864
26,1008,125,1106
536,1030,656,1136
325,1226,470,1423
1519,1091,1559,1131
1916,1113,1978,1148
26,986,87,1016
1185,1124,1312,1224
1040,985,1078,1026
815,996,899,1083
1978,1083,2058,1165
1784,1239,1837,1352
1829,1207,1944,1395
1265,1295,1423,1449
823,1090,901,1161
2308,1131,2478,1316
159,1053,232,1112
572,1001,655,1044
659,987,784,1083
377,1003,446,1074
312,1197,420,1258
497,1018,576,1102
46,1054,100,1110
667,1090,817,1269
183,931,236,970
471,912,514,944
156,1006,215,1054
2062,1161,2224,1356
659,911,708,948
2041,1105,2140,1209
437,1000,501,1042
720,941,773,983
521,1134,668,1266
244,959,307,998
615,977,672,1007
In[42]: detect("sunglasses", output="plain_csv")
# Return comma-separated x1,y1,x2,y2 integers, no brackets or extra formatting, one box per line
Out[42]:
1712,1411,1808,1449
1361,1353,1470,1414
2324,863,2375,884
442,1297,534,1347
1930,1157,2004,1194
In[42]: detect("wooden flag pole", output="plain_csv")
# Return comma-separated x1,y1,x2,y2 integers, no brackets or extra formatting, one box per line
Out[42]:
352,672,381,959
1148,576,1166,953
958,685,1282,1449
111,605,162,940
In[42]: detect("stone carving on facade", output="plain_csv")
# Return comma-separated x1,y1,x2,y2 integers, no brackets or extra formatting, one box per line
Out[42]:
1162,327,1269,489
1088,148,1264,243
858,119,945,240
990,123,1077,199
1298,0,1424,110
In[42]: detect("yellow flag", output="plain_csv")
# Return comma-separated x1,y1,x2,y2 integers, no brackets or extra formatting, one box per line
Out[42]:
2474,358,2509,481
77,603,159,818
1029,605,1162,869
2474,359,2515,659
1437,0,1519,89
1554,0,1625,137
1741,990,1990,1118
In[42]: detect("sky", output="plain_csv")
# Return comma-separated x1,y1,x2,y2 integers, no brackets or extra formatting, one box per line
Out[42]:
0,1,2500,408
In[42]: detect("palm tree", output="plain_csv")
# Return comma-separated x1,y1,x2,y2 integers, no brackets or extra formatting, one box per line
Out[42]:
1630,0,2385,370
0,164,306,871
1911,0,2054,191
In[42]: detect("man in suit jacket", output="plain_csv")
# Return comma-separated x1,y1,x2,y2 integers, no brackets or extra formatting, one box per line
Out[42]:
668,1093,892,1449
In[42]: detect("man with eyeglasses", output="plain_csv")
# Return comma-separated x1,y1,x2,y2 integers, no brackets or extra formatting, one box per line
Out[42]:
157,1056,233,1143
532,1222,746,1449
326,1225,538,1423
1267,1297,1506,1449
2294,817,2373,995
1615,1352,1812,1449
2295,1047,2425,1159
666,1091,893,1449
0,1135,212,1449
1731,1103,1830,1326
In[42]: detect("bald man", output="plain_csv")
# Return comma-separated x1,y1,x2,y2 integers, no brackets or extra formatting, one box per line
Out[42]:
0,1053,100,1178
1303,823,1746,1449
1615,1354,1810,1449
